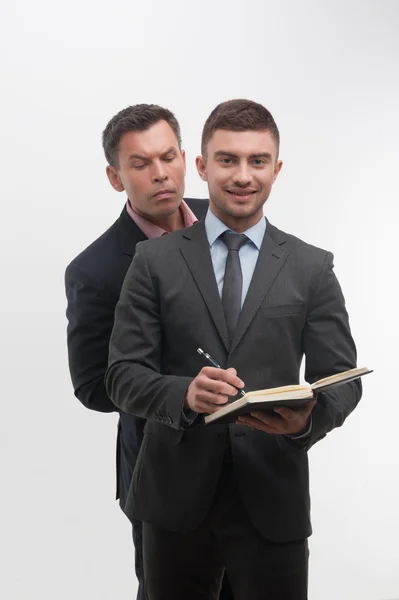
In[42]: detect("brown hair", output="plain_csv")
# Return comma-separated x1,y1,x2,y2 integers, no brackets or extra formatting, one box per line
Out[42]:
201,99,280,157
102,104,182,167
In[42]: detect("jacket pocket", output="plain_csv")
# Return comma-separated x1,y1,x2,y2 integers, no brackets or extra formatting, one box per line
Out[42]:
261,302,305,317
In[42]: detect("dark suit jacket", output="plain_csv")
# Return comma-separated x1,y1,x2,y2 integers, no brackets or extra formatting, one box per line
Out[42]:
65,199,208,508
106,218,362,542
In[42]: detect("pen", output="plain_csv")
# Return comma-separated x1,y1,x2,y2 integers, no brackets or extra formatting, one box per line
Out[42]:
197,348,247,398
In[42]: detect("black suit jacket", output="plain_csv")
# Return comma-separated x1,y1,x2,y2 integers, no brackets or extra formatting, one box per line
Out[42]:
106,218,362,542
65,199,208,508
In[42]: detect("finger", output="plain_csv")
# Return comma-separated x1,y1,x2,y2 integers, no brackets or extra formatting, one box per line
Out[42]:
273,407,297,420
195,390,230,405
236,415,279,434
201,366,238,380
200,366,225,378
198,377,239,397
274,400,316,420
201,366,245,389
250,411,284,427
197,374,240,397
238,413,279,428
239,414,293,435
202,402,228,414
194,398,228,414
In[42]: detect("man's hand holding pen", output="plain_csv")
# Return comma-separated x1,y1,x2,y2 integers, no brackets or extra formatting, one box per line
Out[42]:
188,348,315,434
184,367,245,415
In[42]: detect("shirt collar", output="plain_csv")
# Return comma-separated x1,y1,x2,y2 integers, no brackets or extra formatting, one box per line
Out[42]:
126,199,197,239
204,209,266,250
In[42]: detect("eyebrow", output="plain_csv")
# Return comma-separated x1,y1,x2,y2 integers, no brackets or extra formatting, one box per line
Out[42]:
128,147,177,162
128,154,149,162
213,151,273,160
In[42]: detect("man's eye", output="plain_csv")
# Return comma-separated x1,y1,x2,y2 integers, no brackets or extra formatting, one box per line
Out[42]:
252,159,265,166
163,155,175,163
133,164,146,169
220,158,233,165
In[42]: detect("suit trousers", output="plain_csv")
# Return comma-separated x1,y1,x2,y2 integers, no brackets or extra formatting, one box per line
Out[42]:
142,458,309,600
132,520,146,600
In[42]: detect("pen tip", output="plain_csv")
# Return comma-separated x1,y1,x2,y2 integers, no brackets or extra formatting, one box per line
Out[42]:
197,348,203,355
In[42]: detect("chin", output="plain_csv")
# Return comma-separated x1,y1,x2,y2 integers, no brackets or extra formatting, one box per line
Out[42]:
153,198,182,216
225,204,258,218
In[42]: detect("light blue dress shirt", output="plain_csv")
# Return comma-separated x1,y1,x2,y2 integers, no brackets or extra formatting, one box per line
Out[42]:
204,209,266,306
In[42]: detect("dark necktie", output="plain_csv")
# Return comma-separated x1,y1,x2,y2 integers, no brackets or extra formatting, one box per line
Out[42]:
220,231,249,346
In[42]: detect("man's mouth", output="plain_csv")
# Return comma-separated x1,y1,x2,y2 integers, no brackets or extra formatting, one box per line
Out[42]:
226,189,257,199
153,189,176,198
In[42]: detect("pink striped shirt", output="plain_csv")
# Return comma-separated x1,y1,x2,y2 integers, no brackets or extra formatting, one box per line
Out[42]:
126,200,197,238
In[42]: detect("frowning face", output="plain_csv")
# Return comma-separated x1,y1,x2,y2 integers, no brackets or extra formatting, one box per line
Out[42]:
106,119,186,221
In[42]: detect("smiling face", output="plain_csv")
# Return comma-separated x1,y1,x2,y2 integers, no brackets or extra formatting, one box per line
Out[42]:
106,119,186,221
196,128,282,232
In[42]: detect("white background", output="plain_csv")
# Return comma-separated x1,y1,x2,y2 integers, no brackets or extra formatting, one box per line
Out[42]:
1,0,398,598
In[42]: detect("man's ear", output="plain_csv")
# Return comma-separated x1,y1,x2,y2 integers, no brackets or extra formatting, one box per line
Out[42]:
273,159,283,182
106,165,125,192
181,149,187,174
195,155,208,182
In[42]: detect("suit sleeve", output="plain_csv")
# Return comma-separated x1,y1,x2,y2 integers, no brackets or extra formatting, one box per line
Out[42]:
301,251,362,450
106,242,193,430
65,261,118,413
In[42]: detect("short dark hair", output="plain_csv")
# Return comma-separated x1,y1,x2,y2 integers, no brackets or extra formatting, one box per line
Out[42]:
102,104,182,167
201,99,280,157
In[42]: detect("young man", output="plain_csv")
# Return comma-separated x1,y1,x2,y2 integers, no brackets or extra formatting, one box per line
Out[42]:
65,104,237,599
106,99,362,599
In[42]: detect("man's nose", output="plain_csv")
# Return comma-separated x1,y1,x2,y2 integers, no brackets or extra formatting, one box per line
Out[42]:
152,161,168,183
233,163,252,186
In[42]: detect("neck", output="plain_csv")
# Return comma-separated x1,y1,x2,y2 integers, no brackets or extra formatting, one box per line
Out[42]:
129,201,185,232
152,209,185,232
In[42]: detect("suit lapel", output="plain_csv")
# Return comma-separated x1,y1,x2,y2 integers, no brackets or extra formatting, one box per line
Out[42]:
230,223,289,354
179,221,230,351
